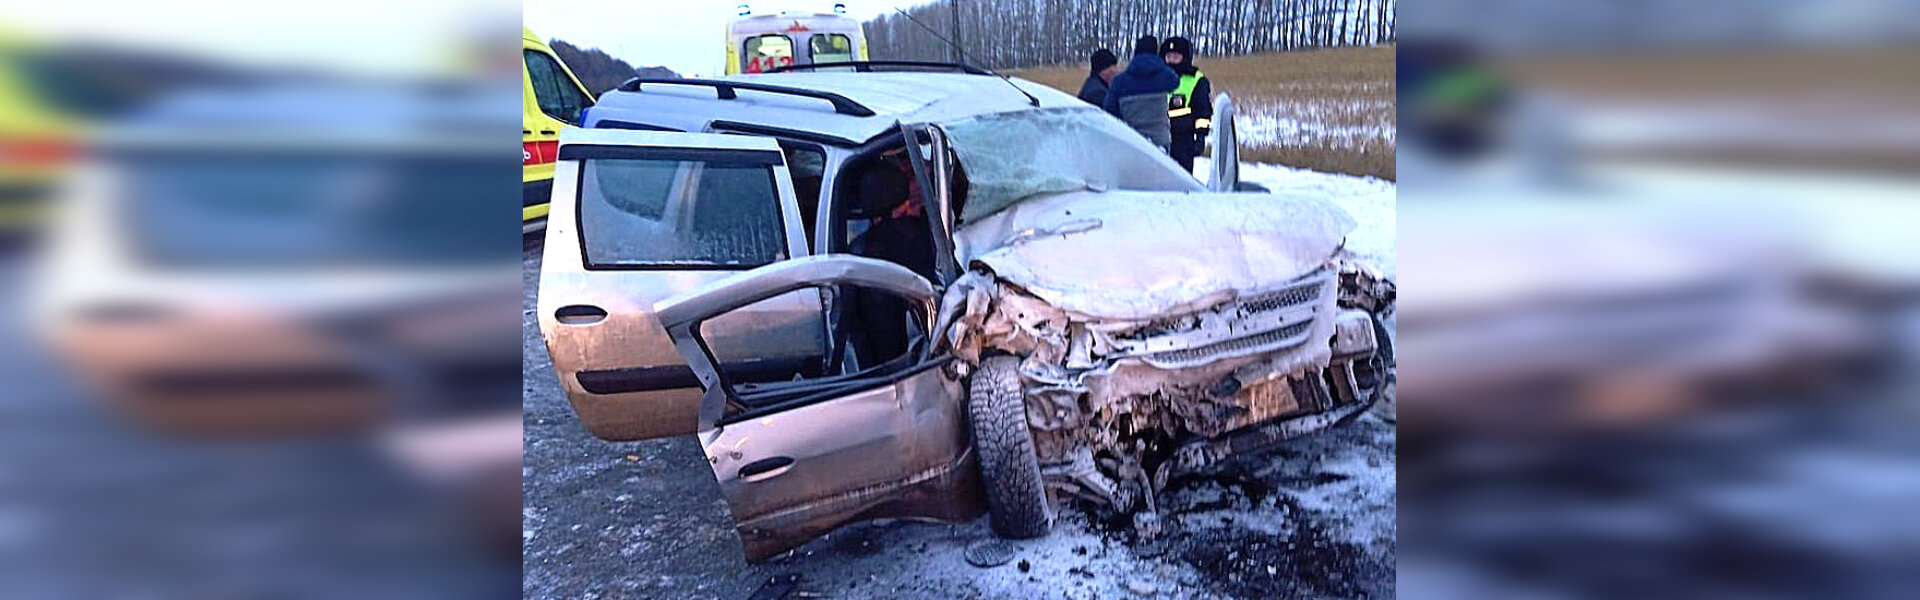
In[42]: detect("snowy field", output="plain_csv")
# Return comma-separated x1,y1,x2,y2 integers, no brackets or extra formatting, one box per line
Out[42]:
1007,45,1397,181
1236,88,1397,151
1235,87,1397,165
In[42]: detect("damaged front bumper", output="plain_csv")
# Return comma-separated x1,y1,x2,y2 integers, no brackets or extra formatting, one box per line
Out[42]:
942,259,1393,520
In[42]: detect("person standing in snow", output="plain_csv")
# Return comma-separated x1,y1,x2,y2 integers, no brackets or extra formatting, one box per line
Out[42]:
1161,36,1213,172
1102,35,1179,151
1077,48,1120,106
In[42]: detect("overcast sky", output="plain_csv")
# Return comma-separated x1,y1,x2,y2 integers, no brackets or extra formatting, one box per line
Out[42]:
525,0,932,77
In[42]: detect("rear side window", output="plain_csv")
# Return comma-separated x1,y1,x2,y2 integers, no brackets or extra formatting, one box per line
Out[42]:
572,147,789,269
809,34,855,66
742,35,794,73
525,50,591,125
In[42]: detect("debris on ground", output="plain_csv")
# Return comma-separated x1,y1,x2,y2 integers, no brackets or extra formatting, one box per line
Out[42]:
963,539,1018,568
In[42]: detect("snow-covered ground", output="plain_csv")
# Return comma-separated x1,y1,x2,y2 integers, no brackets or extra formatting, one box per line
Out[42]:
1239,97,1398,152
1197,157,1398,279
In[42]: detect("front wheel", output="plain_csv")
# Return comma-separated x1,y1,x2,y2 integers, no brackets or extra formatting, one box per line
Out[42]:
1357,315,1397,422
967,356,1052,538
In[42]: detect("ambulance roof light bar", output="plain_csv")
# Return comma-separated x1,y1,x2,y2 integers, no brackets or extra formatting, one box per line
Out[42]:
737,3,846,17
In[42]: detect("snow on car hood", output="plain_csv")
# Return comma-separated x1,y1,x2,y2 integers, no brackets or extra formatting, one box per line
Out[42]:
954,189,1355,321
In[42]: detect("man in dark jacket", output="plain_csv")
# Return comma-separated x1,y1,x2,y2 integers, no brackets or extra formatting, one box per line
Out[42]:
1102,36,1178,151
1161,36,1213,172
1077,48,1119,106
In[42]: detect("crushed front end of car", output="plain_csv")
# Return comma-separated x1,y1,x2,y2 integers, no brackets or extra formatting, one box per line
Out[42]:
940,187,1395,533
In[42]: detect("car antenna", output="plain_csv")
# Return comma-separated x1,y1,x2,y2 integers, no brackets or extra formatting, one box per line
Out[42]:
991,71,1041,107
887,7,1039,107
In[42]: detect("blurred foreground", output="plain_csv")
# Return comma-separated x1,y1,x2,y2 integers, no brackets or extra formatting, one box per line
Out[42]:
1,4,521,599
1397,2,1920,598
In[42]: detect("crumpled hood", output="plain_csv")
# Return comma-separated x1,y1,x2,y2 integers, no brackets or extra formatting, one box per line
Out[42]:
954,189,1355,321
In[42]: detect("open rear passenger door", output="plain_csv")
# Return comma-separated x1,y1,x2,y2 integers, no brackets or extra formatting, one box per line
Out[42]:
652,255,983,560
538,130,825,441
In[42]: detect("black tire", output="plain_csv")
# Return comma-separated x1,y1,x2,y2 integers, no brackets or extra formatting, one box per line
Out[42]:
967,356,1052,538
1354,314,1395,393
1357,314,1397,423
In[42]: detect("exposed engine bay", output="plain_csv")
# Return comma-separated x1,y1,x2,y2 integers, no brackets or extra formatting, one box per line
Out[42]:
941,251,1396,529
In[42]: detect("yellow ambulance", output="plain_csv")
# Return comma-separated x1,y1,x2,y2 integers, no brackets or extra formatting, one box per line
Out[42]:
523,27,595,232
725,3,868,74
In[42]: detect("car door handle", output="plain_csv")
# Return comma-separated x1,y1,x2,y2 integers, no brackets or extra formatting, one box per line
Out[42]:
539,130,557,136
736,456,795,482
554,304,608,325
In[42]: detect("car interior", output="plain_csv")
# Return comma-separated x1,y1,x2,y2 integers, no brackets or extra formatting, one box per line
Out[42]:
778,143,825,246
706,139,970,423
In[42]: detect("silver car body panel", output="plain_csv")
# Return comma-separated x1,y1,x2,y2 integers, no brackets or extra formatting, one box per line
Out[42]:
954,188,1357,321
584,72,1084,148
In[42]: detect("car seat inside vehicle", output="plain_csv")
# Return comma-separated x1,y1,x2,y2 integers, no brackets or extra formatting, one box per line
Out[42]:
832,154,928,369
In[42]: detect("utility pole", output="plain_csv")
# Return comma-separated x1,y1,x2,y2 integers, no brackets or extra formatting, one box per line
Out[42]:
950,0,963,64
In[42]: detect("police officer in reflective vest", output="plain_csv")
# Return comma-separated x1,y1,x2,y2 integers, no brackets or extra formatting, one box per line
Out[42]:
1161,36,1212,172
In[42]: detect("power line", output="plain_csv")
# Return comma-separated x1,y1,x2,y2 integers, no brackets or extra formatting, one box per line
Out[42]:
890,4,969,65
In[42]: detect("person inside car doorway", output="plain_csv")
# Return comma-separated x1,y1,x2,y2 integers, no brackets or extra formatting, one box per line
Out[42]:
1161,36,1212,173
1077,48,1119,106
1102,35,1178,151
846,150,934,364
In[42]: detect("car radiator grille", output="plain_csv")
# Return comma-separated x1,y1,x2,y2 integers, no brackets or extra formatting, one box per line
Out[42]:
1240,279,1323,315
1143,320,1314,368
1109,268,1336,369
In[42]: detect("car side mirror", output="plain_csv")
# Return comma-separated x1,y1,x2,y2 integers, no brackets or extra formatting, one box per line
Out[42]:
1207,93,1238,192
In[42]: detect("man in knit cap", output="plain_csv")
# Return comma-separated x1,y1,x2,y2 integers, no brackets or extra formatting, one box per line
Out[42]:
1077,48,1120,106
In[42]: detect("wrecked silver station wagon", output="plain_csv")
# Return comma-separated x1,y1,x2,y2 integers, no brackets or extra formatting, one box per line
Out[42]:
535,65,1394,560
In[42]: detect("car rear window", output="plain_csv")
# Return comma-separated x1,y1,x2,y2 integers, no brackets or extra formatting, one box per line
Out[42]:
573,147,789,269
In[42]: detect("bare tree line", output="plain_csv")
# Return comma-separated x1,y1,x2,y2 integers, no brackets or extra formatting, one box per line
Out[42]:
863,0,1396,70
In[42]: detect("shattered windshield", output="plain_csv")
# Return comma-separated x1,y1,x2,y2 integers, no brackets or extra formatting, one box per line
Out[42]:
940,106,1203,223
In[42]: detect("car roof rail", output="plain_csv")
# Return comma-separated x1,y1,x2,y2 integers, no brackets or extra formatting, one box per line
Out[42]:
768,61,992,76
613,78,876,117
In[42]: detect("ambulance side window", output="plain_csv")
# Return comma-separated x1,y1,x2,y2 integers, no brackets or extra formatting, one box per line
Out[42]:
526,50,590,126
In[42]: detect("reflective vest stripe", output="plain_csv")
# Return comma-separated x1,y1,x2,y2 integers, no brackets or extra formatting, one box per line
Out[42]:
1169,70,1204,117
